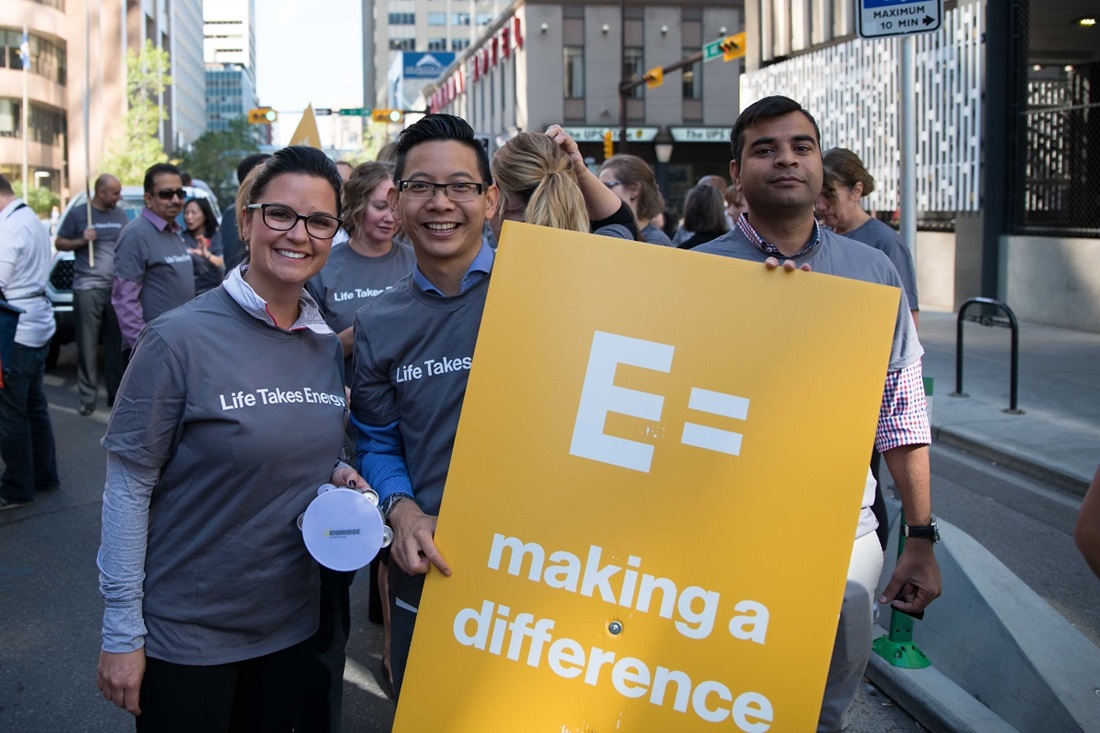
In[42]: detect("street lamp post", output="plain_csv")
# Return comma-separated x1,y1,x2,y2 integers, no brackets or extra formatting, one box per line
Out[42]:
654,139,674,198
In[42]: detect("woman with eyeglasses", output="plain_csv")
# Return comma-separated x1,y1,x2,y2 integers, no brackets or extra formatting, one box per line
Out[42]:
490,128,638,241
96,146,366,730
182,197,225,295
598,153,673,246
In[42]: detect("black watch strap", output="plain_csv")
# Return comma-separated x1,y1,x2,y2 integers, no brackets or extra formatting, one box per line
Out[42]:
903,517,940,542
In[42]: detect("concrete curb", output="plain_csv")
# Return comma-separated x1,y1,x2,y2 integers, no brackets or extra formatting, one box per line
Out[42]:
931,425,1090,495
866,647,1020,733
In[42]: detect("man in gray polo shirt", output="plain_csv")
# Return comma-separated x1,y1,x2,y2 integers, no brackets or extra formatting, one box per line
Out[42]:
111,163,195,349
55,174,128,415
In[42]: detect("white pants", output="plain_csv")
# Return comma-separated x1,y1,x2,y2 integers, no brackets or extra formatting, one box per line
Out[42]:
818,531,885,732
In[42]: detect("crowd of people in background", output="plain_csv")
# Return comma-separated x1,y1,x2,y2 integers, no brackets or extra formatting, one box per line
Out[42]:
0,97,1091,733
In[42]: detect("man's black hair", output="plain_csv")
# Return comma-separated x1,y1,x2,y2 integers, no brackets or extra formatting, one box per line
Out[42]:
393,114,492,185
237,153,272,185
729,96,822,166
245,145,343,216
143,163,182,193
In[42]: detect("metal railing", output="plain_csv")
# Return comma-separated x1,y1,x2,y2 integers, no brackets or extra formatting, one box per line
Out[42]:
951,297,1024,414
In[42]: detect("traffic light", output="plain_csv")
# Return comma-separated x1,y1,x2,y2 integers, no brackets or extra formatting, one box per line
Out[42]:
603,130,614,161
721,32,746,61
248,107,277,124
643,66,664,89
371,109,404,123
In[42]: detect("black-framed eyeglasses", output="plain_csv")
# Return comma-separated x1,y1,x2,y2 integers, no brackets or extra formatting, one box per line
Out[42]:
396,179,488,201
155,188,187,201
246,203,342,239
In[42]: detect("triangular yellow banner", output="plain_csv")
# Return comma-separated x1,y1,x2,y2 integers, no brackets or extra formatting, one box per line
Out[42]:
289,104,322,148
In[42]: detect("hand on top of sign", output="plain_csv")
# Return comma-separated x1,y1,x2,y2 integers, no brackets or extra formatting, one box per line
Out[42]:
388,499,453,577
764,256,812,272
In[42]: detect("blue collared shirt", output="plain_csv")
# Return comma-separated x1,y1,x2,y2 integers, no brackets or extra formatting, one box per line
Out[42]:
413,241,495,296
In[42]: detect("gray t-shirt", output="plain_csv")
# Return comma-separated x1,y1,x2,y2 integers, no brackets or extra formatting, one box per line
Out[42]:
641,222,674,246
114,214,196,323
306,241,417,335
101,286,347,665
350,274,489,608
694,226,922,372
842,217,919,311
350,275,488,519
55,205,129,290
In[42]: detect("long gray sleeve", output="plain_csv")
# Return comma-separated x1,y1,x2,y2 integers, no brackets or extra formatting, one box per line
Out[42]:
97,452,158,653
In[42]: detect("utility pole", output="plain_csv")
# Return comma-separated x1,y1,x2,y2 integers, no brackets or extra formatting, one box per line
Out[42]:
618,0,628,154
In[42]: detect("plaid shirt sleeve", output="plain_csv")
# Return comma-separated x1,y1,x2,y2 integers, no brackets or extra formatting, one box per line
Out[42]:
876,360,932,452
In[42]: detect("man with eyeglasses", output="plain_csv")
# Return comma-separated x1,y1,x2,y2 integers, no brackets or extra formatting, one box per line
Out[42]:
349,114,500,699
111,163,196,351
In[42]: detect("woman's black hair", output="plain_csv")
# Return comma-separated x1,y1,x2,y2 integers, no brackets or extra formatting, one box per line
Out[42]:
244,145,343,216
184,197,218,239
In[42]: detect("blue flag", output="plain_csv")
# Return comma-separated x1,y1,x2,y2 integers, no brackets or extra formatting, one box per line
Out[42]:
20,30,30,71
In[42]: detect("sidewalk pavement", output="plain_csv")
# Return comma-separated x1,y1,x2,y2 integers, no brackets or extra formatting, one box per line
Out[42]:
867,307,1100,733
918,308,1100,493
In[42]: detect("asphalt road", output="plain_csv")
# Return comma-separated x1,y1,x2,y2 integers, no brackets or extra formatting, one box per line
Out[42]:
28,343,1100,730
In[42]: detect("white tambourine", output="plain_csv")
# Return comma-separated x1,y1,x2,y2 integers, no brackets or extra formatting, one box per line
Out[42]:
298,484,393,571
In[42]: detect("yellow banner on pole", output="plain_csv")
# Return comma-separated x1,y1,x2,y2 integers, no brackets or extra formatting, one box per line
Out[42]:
395,222,900,732
289,103,321,148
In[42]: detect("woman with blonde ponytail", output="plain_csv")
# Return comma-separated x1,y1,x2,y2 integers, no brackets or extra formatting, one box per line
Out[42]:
490,127,638,241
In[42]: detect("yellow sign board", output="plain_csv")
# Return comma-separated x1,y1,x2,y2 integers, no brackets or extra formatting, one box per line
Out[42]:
395,223,900,732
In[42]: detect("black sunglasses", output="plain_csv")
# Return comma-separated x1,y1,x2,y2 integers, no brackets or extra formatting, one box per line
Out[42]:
155,189,187,201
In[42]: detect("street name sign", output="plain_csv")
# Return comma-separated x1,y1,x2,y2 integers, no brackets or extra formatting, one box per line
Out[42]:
337,107,367,116
857,0,942,39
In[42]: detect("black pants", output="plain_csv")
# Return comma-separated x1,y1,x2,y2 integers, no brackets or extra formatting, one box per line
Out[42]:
136,640,310,733
295,567,355,733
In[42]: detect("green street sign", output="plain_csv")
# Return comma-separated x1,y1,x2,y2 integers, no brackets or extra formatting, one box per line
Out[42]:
702,38,724,62
338,107,367,116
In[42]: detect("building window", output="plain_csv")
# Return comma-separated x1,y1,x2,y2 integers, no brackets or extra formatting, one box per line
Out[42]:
475,13,493,26
563,47,584,99
389,38,416,51
388,13,415,25
427,12,447,26
451,38,470,51
623,47,644,100
428,37,447,51
452,13,470,26
682,49,701,99
0,29,66,85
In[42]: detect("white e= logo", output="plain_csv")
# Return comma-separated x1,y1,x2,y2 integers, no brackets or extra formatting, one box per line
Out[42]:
569,331,750,473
